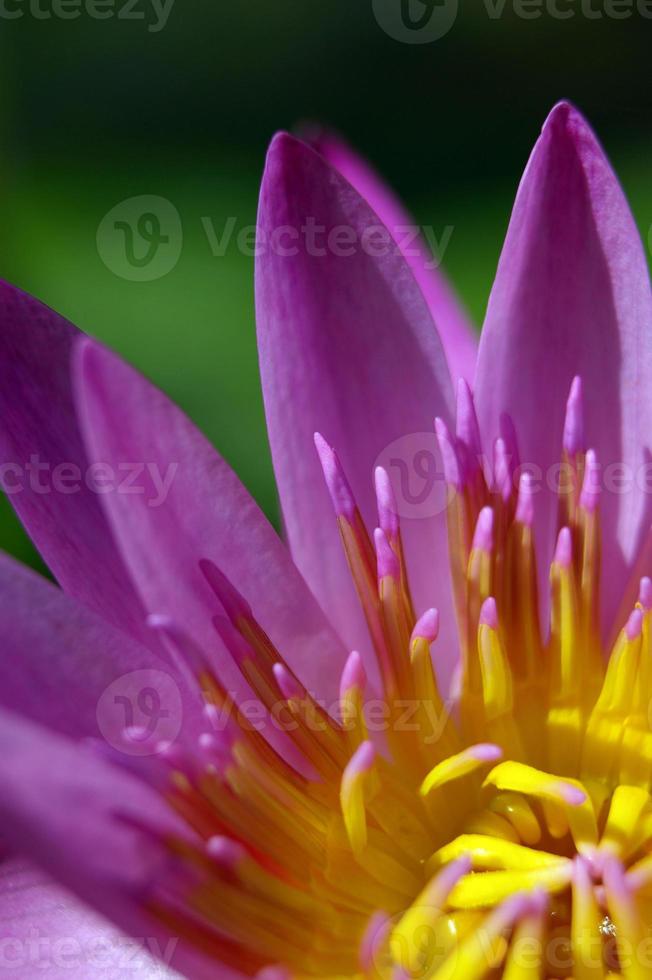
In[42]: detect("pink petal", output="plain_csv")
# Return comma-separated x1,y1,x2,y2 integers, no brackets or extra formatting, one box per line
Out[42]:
0,710,175,944
256,134,457,687
0,282,150,647
73,339,347,703
0,710,224,980
0,859,180,979
309,129,477,383
0,550,202,746
475,102,652,634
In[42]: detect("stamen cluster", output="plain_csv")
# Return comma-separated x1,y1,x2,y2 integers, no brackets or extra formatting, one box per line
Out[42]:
132,378,652,979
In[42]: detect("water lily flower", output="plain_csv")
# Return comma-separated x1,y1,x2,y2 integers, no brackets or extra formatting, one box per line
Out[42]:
1,101,652,978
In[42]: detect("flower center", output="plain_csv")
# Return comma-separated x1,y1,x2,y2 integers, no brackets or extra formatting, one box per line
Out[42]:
135,378,652,979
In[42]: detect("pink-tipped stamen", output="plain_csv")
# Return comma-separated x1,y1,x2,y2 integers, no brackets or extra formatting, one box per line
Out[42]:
473,506,494,553
579,448,600,513
639,576,652,611
435,416,463,491
374,466,399,540
554,526,573,569
273,663,305,702
314,432,356,522
515,472,535,527
340,650,367,699
625,607,644,641
479,596,499,630
374,527,400,582
456,378,483,460
468,742,503,764
563,375,585,456
411,607,440,645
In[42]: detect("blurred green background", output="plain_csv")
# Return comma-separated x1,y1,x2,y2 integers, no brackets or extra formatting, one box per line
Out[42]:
1,2,651,570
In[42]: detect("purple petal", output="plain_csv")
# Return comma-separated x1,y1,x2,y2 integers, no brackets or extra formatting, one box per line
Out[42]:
0,282,151,647
475,102,652,634
0,710,226,980
309,130,478,383
73,338,348,703
0,711,175,950
256,134,457,687
0,550,202,746
0,859,180,979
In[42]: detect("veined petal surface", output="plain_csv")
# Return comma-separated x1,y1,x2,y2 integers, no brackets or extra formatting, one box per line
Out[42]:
256,133,456,683
475,102,652,633
310,129,477,383
74,339,347,704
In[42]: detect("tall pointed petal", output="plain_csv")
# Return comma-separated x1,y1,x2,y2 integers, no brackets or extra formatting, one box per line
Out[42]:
308,129,477,383
73,339,347,703
474,102,652,634
0,282,150,646
0,550,202,744
256,134,456,682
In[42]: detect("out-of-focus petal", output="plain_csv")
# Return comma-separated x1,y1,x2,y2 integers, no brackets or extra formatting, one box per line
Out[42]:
0,709,231,980
73,339,348,704
0,859,180,979
475,102,652,634
308,129,477,383
0,710,177,948
256,133,457,686
0,282,150,646
0,550,202,746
